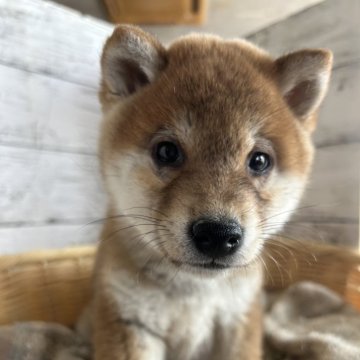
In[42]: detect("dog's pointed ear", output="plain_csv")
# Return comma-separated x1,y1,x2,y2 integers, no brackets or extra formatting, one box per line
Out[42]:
276,49,333,119
100,25,167,100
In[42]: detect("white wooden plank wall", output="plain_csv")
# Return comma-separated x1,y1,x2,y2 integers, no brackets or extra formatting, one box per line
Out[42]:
0,0,358,254
0,0,111,253
0,0,112,88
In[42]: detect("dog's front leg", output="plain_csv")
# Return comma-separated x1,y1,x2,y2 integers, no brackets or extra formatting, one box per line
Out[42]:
214,298,263,360
93,297,166,360
94,324,165,360
235,298,263,360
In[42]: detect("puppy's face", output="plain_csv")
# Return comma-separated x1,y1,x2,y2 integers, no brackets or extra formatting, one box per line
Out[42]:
99,26,332,273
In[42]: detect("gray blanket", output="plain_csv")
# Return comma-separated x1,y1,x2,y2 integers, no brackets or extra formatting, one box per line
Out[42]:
264,282,360,360
1,282,359,359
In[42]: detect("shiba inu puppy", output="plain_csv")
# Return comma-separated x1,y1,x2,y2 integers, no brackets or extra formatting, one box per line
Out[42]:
81,25,332,359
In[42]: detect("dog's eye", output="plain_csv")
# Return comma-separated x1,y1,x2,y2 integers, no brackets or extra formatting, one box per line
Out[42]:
153,141,183,167
248,152,272,175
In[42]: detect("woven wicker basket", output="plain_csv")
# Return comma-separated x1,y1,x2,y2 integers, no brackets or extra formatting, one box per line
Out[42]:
0,243,359,327
0,246,95,327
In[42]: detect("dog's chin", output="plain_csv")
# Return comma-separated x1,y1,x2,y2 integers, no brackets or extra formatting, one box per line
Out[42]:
168,258,251,277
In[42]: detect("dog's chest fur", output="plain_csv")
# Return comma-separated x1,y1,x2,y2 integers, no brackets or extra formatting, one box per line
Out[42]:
105,264,262,360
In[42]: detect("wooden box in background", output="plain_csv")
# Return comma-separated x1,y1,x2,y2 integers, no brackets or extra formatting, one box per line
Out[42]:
103,0,207,25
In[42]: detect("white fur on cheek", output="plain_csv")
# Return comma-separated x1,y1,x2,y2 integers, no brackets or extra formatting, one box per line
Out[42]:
105,153,148,218
104,152,164,256
238,207,262,265
262,173,306,238
235,173,305,266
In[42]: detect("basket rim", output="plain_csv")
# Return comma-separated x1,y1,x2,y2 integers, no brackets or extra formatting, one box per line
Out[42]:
0,245,96,271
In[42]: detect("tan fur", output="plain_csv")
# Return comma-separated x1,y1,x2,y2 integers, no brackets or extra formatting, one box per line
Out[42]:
79,26,333,359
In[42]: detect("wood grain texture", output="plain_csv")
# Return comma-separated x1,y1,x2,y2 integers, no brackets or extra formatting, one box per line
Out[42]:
0,65,101,154
300,143,360,221
0,0,110,253
247,0,359,65
316,64,360,147
0,0,112,87
0,145,105,224
0,246,96,326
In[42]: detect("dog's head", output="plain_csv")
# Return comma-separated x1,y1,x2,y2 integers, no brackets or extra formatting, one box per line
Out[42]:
99,26,332,273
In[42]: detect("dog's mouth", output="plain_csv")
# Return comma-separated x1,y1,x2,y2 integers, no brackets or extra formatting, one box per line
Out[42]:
193,261,229,270
171,259,230,270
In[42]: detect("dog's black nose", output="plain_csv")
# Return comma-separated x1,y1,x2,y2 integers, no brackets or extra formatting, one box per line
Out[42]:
190,218,243,259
